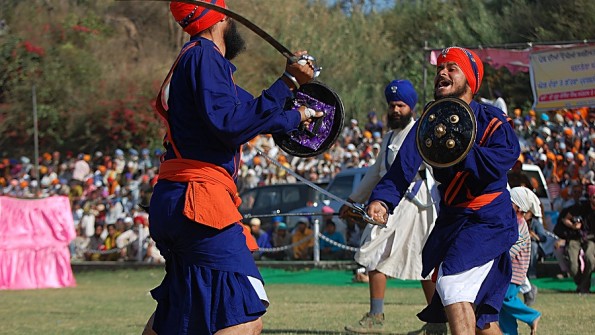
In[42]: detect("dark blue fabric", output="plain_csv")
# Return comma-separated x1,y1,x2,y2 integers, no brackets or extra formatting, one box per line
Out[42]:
255,231,271,249
149,181,266,334
148,36,302,333
370,101,520,328
417,252,511,328
163,36,300,178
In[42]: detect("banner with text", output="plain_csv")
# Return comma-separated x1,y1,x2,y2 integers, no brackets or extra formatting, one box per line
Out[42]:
530,44,595,112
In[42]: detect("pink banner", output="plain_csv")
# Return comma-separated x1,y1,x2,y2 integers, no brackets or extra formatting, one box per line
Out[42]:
429,48,531,74
0,196,76,290
428,44,594,75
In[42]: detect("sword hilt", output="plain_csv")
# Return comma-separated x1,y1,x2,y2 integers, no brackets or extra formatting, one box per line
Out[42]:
350,204,386,228
293,54,321,78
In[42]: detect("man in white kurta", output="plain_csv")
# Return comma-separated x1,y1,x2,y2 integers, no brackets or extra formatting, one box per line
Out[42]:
343,80,445,334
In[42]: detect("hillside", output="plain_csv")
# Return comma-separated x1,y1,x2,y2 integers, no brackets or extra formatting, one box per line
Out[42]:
1,0,593,156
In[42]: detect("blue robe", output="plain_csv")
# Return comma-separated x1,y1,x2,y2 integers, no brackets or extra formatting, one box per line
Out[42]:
369,100,520,328
149,36,301,335
162,36,300,177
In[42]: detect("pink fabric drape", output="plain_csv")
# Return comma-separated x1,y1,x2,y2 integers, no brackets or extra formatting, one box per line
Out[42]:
429,44,593,75
429,48,531,74
0,196,76,290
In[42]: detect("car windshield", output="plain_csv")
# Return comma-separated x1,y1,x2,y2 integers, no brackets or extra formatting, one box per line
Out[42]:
322,175,355,201
519,168,548,199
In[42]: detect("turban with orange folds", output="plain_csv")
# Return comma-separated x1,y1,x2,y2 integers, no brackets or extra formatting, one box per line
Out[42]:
170,0,227,36
436,47,484,95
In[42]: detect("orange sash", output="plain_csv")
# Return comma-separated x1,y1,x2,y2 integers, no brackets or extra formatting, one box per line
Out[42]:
158,158,258,251
455,192,502,210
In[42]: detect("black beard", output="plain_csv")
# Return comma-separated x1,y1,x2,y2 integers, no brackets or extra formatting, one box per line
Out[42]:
224,20,246,60
434,83,467,100
387,112,412,130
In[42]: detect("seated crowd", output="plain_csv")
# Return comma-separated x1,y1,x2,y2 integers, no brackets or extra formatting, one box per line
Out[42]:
0,106,593,293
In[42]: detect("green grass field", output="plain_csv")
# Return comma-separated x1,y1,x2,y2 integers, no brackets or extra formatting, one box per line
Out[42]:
0,267,593,335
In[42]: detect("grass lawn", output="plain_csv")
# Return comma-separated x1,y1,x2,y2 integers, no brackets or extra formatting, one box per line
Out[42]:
0,267,593,334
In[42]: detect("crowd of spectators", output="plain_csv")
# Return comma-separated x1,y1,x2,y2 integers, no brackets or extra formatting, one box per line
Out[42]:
1,106,594,284
0,148,164,263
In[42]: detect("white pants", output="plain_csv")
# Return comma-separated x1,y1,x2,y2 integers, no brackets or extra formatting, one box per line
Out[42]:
436,260,494,306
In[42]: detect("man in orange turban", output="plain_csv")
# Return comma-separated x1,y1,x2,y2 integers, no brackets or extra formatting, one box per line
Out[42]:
367,46,520,334
435,47,484,95
144,2,320,335
170,0,226,37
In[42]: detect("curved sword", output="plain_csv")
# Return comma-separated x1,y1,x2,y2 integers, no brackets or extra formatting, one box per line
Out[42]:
256,149,385,227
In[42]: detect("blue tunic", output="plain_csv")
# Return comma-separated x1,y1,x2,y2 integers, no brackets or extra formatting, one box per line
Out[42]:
369,101,520,328
163,36,300,176
149,36,301,334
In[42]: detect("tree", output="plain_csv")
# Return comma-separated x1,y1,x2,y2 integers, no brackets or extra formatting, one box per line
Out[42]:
0,0,593,157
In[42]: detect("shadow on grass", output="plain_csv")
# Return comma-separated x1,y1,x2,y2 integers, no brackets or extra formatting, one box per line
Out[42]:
262,329,411,335
263,330,345,334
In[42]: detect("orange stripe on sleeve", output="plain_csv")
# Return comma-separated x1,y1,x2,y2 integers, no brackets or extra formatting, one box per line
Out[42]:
447,172,469,205
478,118,501,146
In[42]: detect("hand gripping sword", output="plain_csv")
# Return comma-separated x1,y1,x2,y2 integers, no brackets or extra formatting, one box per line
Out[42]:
256,149,386,227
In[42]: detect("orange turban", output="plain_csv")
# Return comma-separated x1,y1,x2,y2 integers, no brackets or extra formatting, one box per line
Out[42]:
560,187,569,199
517,153,525,163
546,152,556,162
436,47,484,94
170,0,226,36
535,137,544,147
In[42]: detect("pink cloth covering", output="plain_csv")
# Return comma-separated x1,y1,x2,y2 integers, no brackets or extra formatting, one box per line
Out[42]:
430,48,531,74
429,44,594,75
0,196,76,290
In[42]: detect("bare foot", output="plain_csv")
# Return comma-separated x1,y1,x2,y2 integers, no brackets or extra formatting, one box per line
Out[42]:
530,315,540,335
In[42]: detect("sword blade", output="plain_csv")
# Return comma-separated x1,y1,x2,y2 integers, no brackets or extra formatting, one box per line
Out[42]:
256,149,385,227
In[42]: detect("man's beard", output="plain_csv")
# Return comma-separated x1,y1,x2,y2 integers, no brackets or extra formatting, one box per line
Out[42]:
434,81,467,100
224,20,246,60
387,112,412,130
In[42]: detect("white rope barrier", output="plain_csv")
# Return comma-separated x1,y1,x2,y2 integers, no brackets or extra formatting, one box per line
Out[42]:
78,221,361,262
317,232,359,252
256,230,359,254
258,234,314,253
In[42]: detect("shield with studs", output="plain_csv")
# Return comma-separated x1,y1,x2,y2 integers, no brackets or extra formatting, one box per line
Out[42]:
416,97,477,168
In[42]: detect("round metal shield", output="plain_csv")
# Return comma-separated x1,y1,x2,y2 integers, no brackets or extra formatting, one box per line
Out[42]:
416,97,477,168
274,81,344,157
